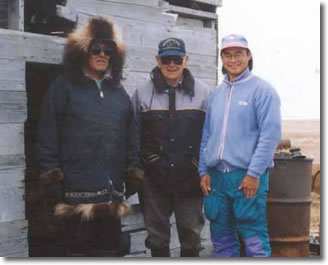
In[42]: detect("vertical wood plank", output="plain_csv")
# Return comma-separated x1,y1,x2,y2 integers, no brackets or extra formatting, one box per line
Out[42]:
0,91,27,123
0,166,25,222
0,59,25,88
7,0,24,31
0,219,28,257
0,123,24,155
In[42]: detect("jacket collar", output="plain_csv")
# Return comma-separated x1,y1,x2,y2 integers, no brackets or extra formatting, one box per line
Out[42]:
69,70,117,88
150,67,195,97
223,68,253,85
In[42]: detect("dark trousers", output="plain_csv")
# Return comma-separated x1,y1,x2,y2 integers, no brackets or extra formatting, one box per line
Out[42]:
143,176,204,257
59,217,122,257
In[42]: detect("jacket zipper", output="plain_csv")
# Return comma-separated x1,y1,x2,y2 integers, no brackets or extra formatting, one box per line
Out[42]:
96,80,104,98
99,86,104,98
99,89,104,98
217,82,233,170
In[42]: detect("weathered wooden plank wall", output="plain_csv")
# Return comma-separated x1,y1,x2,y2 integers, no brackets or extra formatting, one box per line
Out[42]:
0,219,28,257
0,29,65,64
0,62,28,257
0,0,221,257
196,0,222,5
0,59,25,91
0,0,27,256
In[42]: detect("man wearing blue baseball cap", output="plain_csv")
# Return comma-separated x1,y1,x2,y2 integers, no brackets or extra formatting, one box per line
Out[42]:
199,34,281,257
132,37,211,257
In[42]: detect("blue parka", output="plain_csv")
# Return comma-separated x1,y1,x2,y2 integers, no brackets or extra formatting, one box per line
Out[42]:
37,74,140,204
198,68,281,178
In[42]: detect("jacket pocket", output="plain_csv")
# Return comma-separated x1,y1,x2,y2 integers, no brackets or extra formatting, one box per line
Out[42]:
233,172,269,223
204,188,221,221
233,191,259,223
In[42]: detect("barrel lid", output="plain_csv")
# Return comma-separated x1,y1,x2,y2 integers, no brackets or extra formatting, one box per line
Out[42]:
274,157,313,161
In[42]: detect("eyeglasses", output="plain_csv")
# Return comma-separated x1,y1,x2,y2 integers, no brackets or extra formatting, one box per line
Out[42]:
90,45,113,56
221,52,245,61
160,56,184,65
90,42,116,56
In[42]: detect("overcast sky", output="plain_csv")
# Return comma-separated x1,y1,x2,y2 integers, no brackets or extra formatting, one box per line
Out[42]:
217,0,320,120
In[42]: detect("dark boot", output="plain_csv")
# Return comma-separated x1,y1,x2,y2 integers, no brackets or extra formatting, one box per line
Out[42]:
180,248,200,257
151,247,170,257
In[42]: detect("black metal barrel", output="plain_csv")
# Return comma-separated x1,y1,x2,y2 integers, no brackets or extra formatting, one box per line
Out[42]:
267,158,313,257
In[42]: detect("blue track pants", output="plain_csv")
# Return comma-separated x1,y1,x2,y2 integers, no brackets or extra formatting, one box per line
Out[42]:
208,169,271,257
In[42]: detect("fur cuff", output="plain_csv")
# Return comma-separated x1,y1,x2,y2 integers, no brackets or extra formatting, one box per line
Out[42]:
126,168,144,181
39,168,64,185
54,201,131,221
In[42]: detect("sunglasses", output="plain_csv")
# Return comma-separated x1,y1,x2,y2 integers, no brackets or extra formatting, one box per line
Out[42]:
90,42,116,56
160,56,184,65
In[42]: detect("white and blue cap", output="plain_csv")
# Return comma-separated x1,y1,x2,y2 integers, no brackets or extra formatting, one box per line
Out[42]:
221,34,249,51
158,37,186,57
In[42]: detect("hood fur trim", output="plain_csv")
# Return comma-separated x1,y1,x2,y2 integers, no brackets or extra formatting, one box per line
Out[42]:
54,201,131,222
63,16,126,87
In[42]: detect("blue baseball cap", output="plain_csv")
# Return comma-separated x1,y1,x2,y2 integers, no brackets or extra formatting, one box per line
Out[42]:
158,37,186,57
221,34,249,51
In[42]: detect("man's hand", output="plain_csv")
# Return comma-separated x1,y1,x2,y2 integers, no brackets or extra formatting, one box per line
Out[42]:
238,175,259,198
200,174,211,196
124,168,144,198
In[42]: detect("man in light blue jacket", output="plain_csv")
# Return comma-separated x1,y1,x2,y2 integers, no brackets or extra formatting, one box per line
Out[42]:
199,34,281,257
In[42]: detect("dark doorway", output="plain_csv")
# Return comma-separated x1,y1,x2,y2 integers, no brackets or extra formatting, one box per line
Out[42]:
25,62,64,256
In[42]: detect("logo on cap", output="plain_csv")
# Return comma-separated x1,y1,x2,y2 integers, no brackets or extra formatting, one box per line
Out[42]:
158,37,186,57
162,38,181,49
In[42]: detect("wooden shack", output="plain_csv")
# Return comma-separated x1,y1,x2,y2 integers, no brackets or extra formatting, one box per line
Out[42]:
0,0,222,257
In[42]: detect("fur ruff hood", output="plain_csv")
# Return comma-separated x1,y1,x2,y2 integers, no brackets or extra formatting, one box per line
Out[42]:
63,16,126,87
54,201,131,222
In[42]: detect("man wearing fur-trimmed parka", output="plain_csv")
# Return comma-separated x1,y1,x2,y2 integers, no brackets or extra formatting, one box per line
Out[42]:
36,17,143,257
132,38,211,257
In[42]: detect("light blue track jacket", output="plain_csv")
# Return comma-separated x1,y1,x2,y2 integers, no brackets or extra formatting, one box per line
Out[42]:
198,68,281,179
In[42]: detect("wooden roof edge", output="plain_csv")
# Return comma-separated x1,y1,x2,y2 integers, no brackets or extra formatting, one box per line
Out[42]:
195,0,223,7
